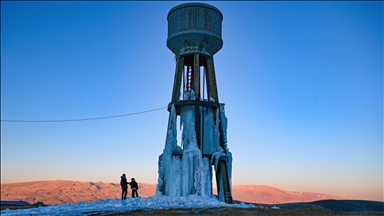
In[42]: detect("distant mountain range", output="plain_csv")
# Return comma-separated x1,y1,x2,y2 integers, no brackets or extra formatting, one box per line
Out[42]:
231,185,344,204
0,180,379,205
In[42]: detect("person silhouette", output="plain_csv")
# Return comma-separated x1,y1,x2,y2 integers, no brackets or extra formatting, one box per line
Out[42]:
128,177,139,198
120,174,128,200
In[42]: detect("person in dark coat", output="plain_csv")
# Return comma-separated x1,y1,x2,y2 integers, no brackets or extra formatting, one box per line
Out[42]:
128,178,139,198
120,173,128,200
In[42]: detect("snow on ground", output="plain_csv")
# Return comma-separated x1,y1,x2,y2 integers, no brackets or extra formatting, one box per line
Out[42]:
1,195,259,216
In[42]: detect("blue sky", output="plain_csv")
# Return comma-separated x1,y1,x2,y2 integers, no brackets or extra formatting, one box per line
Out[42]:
1,1,382,200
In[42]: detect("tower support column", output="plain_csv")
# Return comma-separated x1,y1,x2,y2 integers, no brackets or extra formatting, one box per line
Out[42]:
171,56,184,103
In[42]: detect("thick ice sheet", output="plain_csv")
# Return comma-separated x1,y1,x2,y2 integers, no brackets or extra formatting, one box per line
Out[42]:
1,195,256,216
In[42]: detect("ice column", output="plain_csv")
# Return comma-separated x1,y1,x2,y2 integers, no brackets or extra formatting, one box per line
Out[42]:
157,97,212,197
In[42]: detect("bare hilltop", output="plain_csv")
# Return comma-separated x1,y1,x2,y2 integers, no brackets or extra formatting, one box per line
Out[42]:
2,181,383,215
2,180,349,205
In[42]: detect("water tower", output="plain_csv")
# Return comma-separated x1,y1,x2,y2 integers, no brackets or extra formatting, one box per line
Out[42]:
156,3,233,204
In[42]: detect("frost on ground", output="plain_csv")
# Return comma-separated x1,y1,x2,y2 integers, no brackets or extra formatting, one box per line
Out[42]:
1,195,258,216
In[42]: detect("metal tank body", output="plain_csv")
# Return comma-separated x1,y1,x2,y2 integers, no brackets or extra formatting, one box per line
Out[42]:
167,3,223,56
157,3,233,204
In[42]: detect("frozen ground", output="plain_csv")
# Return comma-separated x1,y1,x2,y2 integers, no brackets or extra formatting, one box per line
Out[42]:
1,195,260,216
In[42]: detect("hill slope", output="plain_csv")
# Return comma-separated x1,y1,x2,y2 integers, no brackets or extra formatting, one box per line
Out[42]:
1,180,156,205
0,180,353,205
231,185,344,204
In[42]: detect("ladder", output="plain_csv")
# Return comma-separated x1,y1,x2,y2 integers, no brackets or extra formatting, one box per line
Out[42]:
186,66,193,92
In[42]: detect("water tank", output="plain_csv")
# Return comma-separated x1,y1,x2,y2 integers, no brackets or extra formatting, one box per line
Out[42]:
167,3,223,56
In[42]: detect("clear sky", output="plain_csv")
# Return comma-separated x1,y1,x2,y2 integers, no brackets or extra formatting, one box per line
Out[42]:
1,1,382,200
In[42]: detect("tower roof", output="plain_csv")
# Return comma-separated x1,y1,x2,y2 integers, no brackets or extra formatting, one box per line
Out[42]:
167,3,223,20
166,2,224,56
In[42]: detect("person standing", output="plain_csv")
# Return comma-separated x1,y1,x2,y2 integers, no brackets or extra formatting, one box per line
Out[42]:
128,177,139,198
120,174,128,200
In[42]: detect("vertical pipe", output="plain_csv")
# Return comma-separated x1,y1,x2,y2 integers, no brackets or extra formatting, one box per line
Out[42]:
193,53,201,151
203,66,206,101
205,62,211,101
194,53,200,100
201,65,206,152
182,65,186,96
194,101,201,151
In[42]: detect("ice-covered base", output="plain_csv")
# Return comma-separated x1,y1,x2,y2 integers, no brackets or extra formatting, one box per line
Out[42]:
157,104,213,197
0,195,258,216
157,90,232,201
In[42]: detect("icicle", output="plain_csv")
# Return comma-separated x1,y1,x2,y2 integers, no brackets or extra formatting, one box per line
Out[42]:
190,90,195,100
211,150,225,172
200,157,211,196
219,104,229,151
183,89,195,100
226,150,233,194
193,155,202,195
183,91,190,100
164,104,177,155
156,154,164,195
210,104,225,172
209,96,215,102
157,104,178,195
